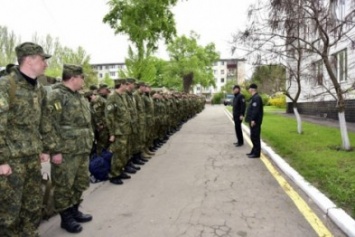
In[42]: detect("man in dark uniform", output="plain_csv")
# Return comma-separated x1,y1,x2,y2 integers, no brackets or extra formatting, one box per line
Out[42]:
245,83,263,158
232,85,246,147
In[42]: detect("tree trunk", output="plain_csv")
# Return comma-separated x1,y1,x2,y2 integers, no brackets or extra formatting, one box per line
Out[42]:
338,112,351,150
293,107,302,134
183,72,193,93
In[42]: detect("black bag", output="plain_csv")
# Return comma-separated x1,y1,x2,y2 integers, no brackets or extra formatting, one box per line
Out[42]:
89,149,112,182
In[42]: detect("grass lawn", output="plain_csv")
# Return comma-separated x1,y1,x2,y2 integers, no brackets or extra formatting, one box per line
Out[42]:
228,105,355,217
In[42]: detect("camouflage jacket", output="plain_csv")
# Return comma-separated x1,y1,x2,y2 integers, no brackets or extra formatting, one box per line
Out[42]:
0,67,47,163
105,91,132,136
91,95,107,128
133,91,145,126
143,93,154,126
42,84,94,155
125,92,138,133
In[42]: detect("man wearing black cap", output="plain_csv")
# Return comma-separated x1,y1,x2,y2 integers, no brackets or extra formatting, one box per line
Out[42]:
0,42,51,237
232,85,246,147
245,83,264,158
42,64,94,233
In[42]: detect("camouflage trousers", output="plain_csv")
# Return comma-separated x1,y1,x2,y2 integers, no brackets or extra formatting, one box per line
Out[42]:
0,156,42,237
51,153,90,212
110,135,130,177
96,126,110,155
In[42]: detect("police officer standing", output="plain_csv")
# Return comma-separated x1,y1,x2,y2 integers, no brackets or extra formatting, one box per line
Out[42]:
232,85,246,147
245,83,264,158
42,64,94,233
0,42,51,237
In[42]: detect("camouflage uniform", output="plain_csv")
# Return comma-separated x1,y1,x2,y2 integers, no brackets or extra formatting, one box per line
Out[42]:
42,72,93,213
91,95,109,155
133,88,146,153
125,85,138,157
0,43,51,237
142,91,155,149
105,87,132,178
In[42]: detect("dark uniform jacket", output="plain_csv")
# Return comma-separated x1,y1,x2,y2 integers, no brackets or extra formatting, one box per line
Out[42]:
232,92,246,120
245,93,263,125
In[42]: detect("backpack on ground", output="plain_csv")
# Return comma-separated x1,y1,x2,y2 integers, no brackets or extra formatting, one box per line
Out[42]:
89,149,112,183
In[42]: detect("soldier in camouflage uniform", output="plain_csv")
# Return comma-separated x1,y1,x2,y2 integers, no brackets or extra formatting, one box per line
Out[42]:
142,85,156,155
42,64,94,233
105,79,136,185
0,42,51,237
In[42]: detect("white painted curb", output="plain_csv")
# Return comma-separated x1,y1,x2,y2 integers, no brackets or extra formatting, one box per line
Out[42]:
225,109,355,236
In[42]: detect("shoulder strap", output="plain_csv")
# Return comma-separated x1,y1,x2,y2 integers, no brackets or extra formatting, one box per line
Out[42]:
8,75,17,107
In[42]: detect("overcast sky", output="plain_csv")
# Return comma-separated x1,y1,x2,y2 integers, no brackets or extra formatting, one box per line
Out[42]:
1,0,252,64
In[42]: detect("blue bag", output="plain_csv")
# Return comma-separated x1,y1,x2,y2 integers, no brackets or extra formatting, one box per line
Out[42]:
89,149,112,182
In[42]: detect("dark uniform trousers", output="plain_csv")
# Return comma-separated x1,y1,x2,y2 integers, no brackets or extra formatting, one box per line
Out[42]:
51,154,90,212
234,118,244,145
110,135,129,177
250,123,261,156
0,156,42,237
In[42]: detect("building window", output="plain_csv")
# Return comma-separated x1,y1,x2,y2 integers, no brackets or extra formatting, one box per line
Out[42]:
213,70,217,74
332,49,347,82
196,86,201,91
221,78,225,83
221,61,225,65
313,60,324,86
336,0,346,21
221,69,225,75
110,72,116,77
99,73,103,78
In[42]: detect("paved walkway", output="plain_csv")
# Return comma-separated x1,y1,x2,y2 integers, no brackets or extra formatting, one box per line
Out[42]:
39,105,345,237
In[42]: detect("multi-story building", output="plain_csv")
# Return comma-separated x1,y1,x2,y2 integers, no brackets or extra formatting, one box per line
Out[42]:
286,0,355,122
193,58,246,99
91,63,126,81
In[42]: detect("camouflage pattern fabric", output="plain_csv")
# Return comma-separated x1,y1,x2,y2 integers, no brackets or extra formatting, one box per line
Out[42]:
91,96,109,155
0,67,47,237
105,91,132,177
42,83,93,212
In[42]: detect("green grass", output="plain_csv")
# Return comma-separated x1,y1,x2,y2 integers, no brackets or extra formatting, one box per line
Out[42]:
226,105,355,217
261,109,355,217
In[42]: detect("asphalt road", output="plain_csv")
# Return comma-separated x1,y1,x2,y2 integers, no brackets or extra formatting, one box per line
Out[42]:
39,105,344,237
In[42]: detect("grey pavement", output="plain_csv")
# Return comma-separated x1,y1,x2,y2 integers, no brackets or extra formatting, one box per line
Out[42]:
39,105,345,237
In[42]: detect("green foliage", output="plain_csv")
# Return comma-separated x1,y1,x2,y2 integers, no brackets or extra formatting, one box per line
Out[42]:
260,93,270,106
269,93,286,108
166,32,220,92
261,109,355,217
250,64,286,95
211,92,224,105
0,26,19,66
102,73,114,88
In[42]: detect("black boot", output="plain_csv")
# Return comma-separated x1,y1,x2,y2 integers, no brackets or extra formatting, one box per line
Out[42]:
72,204,93,223
60,209,83,233
128,161,140,170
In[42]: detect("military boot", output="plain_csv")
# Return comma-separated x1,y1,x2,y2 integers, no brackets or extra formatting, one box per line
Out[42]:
60,209,83,233
72,204,93,223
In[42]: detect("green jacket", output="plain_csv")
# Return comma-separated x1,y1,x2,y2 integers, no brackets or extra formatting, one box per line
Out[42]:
42,84,93,155
0,67,47,163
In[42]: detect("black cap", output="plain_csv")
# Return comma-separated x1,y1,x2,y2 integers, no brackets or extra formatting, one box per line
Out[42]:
249,83,257,89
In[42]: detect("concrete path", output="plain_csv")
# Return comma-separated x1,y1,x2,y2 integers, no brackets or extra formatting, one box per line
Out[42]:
39,105,345,237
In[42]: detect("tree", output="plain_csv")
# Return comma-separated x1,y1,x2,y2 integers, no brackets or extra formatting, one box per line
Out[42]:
102,73,115,88
0,26,19,66
166,32,220,93
103,0,178,80
250,65,286,95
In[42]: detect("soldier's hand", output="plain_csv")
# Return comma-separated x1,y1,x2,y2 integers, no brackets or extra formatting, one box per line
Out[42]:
251,121,256,127
0,164,12,176
109,135,115,142
239,115,244,121
40,153,50,163
51,153,63,165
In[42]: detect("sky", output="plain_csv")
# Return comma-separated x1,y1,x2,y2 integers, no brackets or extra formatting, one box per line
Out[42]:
1,0,252,64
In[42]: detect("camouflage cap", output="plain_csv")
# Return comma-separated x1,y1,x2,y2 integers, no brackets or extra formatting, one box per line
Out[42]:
137,81,146,87
126,78,136,84
63,64,84,77
114,79,126,85
99,83,108,89
15,42,51,59
89,85,98,91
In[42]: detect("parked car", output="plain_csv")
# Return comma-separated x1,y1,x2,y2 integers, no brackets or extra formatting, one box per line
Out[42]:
223,94,234,106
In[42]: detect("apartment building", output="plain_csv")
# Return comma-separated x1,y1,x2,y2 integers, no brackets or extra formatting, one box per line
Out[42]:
286,0,355,122
91,63,126,81
193,58,246,99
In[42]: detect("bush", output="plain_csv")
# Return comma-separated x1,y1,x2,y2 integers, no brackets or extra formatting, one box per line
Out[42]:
260,93,270,106
269,93,286,108
211,92,224,104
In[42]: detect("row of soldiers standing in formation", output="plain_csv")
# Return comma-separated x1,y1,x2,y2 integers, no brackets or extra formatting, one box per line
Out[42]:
0,41,205,236
84,79,205,184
